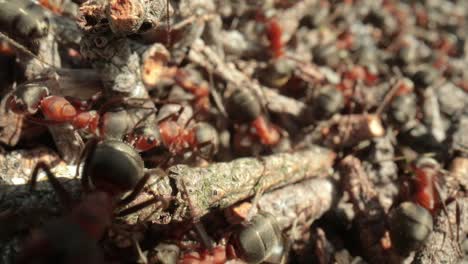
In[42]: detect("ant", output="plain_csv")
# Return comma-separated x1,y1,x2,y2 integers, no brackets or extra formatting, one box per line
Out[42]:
337,64,379,104
389,156,464,256
126,104,219,160
7,81,159,142
179,212,288,264
409,157,443,214
226,88,281,147
17,139,165,263
257,13,284,59
141,45,211,112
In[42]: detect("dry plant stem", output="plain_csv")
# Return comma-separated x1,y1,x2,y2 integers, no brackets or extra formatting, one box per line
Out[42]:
449,157,468,190
187,39,307,117
256,178,335,241
323,114,385,148
340,155,377,212
412,198,468,264
168,146,335,221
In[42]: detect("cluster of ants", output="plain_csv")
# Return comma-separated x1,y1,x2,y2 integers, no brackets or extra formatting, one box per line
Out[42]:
0,0,467,263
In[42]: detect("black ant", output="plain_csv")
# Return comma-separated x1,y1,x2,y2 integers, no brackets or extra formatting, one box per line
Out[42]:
17,139,167,263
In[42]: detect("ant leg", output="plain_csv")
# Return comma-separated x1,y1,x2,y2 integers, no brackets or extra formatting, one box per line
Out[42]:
30,162,73,210
98,97,154,115
246,157,267,221
129,108,158,133
179,178,214,250
117,195,171,217
157,105,185,124
455,200,463,256
63,92,102,111
118,173,151,206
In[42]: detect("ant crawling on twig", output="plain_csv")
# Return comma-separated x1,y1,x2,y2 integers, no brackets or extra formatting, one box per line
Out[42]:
17,139,169,263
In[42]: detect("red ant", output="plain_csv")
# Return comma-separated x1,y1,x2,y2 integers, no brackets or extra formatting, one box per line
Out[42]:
17,139,164,263
409,157,443,214
256,12,284,59
141,45,210,112
179,212,288,264
126,104,218,159
336,65,379,104
226,88,281,146
7,84,100,132
7,83,158,142
391,156,463,256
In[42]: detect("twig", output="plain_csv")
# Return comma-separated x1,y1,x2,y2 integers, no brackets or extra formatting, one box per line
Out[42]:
256,178,336,240
168,146,335,221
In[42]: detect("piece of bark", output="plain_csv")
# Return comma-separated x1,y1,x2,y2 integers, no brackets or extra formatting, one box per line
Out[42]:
187,39,307,118
412,197,468,264
168,146,335,221
322,114,385,148
255,178,336,252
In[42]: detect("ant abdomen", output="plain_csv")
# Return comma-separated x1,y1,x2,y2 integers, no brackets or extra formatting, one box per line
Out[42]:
226,89,262,123
84,140,144,194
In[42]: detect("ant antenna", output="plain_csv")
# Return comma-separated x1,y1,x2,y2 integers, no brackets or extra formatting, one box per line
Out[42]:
166,0,171,48
0,31,56,70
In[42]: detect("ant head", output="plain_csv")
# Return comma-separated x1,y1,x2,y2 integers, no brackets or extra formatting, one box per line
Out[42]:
85,140,144,194
413,156,439,171
9,83,49,114
127,125,162,152
226,89,262,123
